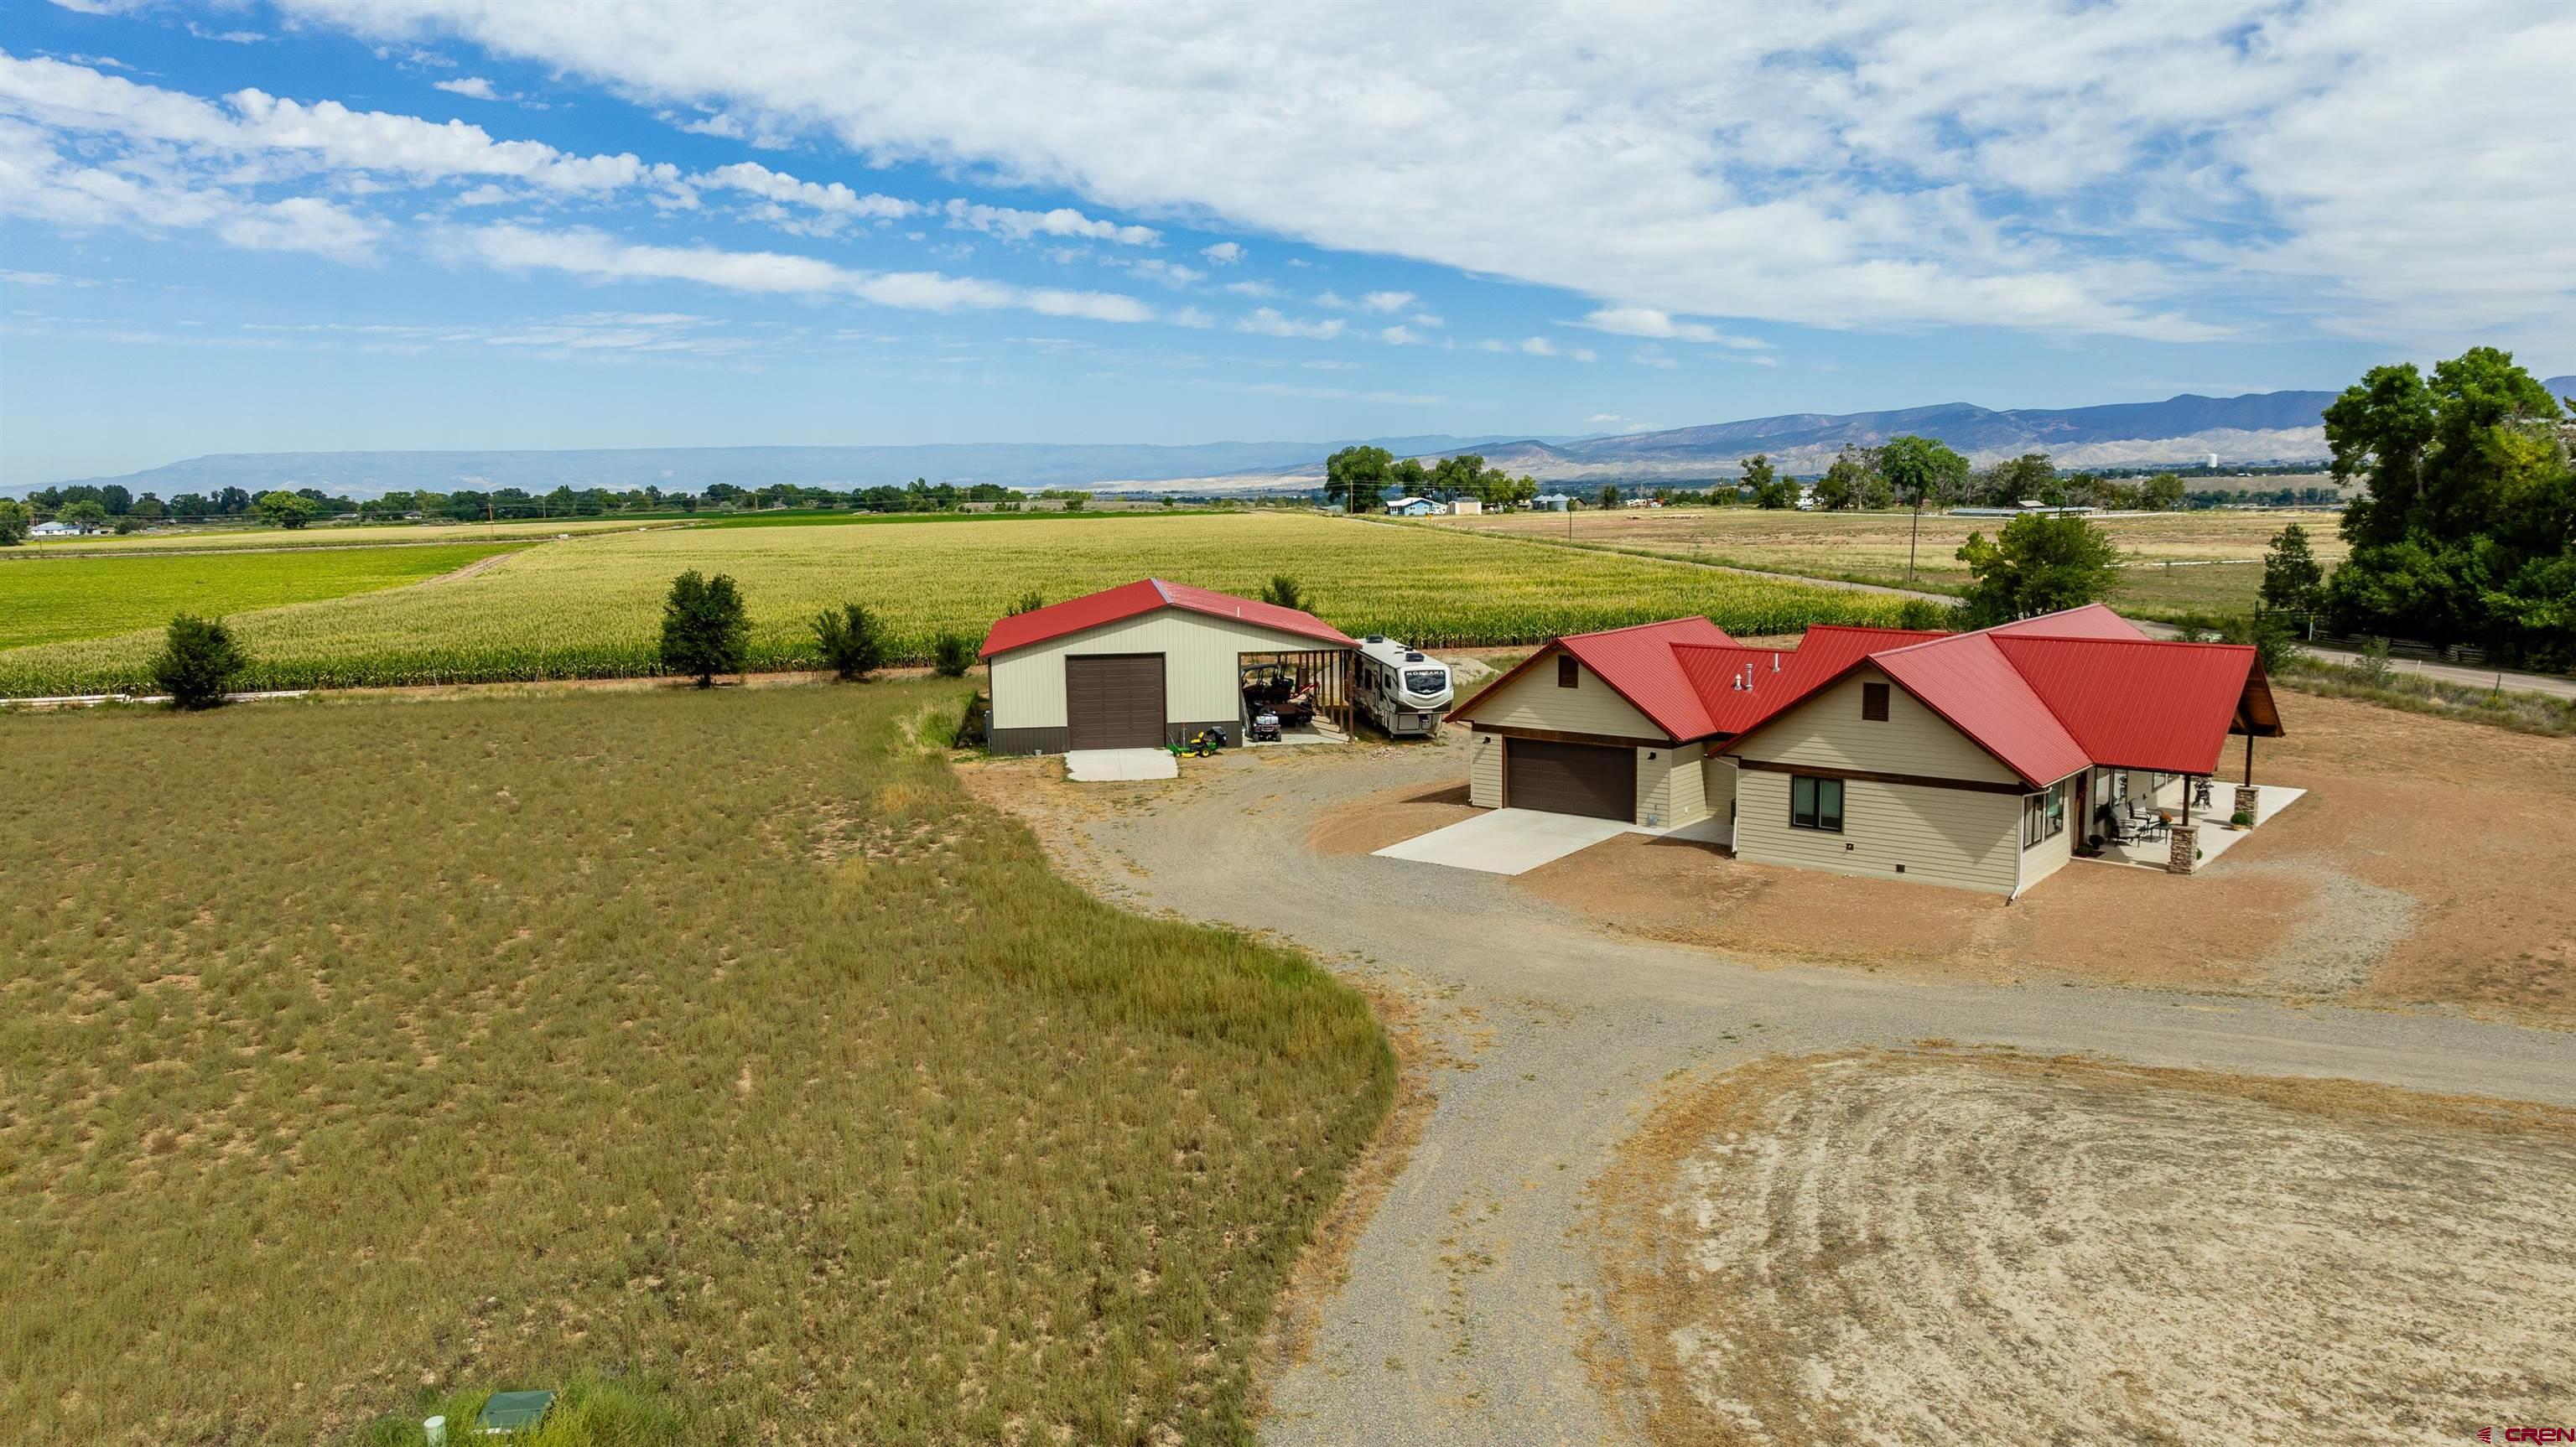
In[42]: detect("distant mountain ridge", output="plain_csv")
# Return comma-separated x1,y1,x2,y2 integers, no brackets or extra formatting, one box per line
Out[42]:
15,434,1551,500
23,381,2573,497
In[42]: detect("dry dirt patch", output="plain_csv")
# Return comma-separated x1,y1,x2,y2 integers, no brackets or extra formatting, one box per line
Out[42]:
1517,691,2576,1019
1306,780,1483,856
1592,1049,2576,1447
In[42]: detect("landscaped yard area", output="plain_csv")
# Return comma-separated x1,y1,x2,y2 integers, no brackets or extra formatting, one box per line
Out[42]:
0,542,524,651
0,681,1390,1444
1424,506,2350,618
0,511,1914,697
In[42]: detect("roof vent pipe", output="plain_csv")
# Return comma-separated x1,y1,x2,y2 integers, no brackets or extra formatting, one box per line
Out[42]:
1772,652,1781,672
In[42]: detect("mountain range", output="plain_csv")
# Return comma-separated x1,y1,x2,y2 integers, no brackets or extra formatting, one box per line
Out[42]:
23,381,2574,498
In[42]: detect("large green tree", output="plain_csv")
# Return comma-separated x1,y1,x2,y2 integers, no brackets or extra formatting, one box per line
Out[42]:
255,490,316,529
1955,512,2122,627
2259,523,2325,615
0,499,31,546
660,570,750,687
1813,444,1889,511
1882,434,1971,584
1741,454,1797,509
1976,452,2056,507
2321,346,2573,666
1325,445,1394,513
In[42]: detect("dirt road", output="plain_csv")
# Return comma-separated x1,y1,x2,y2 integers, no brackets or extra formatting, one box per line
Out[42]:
966,733,2576,1447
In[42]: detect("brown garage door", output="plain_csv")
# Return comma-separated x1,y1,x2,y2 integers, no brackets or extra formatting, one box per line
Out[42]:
1504,739,1635,821
1065,653,1167,749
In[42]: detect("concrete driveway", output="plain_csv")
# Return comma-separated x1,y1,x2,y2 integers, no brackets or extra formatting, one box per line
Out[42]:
1374,807,1636,875
969,734,2576,1447
1062,747,1177,781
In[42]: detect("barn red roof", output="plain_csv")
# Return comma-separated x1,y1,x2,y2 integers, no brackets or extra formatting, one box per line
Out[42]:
1554,616,1737,738
977,578,1356,659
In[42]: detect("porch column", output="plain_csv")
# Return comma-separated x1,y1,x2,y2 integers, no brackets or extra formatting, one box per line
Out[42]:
2231,735,2261,826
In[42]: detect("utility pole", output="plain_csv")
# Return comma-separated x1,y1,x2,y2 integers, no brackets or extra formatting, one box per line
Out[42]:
1904,484,1924,586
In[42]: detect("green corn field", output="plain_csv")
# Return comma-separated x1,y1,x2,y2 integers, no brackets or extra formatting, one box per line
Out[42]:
0,512,1914,696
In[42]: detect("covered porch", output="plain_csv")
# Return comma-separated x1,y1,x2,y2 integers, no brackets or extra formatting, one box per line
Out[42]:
2073,663,2293,875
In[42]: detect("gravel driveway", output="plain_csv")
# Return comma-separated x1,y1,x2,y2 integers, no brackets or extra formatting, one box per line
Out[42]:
964,733,2576,1447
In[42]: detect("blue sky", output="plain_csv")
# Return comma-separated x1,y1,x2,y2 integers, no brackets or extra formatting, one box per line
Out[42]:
3,0,2570,487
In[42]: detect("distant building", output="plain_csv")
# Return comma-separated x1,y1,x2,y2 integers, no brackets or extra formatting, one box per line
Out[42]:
1384,496,1438,516
1446,498,1483,516
29,520,82,537
1532,493,1574,511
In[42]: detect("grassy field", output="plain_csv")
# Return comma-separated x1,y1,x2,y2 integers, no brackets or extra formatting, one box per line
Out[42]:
1426,507,2350,618
0,681,1390,1444
0,511,1917,696
0,542,524,652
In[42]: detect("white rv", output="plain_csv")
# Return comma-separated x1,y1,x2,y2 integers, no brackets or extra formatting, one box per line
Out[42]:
1355,635,1452,737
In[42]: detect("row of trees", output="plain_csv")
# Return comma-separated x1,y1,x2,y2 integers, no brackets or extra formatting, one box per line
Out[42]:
1323,447,1544,512
0,477,1077,543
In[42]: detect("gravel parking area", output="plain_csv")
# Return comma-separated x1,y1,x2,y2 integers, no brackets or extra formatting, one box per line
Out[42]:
958,708,2576,1447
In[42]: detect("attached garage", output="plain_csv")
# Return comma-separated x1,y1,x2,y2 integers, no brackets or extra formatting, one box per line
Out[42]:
1504,739,1635,820
979,578,1356,755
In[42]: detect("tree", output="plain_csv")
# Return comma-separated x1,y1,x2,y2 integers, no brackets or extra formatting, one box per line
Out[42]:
1881,434,1971,584
0,499,28,546
1392,457,1429,496
2259,523,2326,616
152,614,248,708
1597,483,1622,510
811,602,890,681
1955,512,2122,626
255,490,316,529
1431,453,1485,500
1259,575,1313,612
1742,454,1796,509
1976,452,2056,507
2140,472,2186,511
1814,444,1884,511
1325,445,1394,513
100,484,132,516
659,569,749,687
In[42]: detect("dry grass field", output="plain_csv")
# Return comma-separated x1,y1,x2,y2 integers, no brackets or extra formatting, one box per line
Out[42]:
1592,1050,2576,1446
0,682,1389,1444
1427,506,2350,616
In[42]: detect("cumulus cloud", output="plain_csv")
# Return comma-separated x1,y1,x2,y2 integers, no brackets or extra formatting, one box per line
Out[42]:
692,160,911,235
252,0,2576,348
454,222,1157,322
1199,241,1244,264
1576,305,1768,350
433,75,500,101
1221,278,1279,298
942,199,1156,246
1358,289,1414,314
1518,336,1555,356
1237,308,1343,340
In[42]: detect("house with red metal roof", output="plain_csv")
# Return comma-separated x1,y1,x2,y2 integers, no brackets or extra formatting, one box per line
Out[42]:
1443,603,2284,895
979,578,1358,754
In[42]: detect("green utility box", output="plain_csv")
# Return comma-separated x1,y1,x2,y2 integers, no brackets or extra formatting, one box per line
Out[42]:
475,1389,556,1434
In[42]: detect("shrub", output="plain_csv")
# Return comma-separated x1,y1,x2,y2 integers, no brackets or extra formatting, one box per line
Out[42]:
2231,809,2254,827
151,614,247,708
1259,574,1312,612
1893,597,1959,631
931,630,975,677
2352,636,2395,688
659,569,749,687
811,601,890,681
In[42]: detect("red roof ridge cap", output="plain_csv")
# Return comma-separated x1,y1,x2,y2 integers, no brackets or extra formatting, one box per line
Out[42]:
1561,615,1722,641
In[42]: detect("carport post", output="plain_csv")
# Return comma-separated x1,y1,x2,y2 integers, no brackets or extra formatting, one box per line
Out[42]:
2243,732,2254,786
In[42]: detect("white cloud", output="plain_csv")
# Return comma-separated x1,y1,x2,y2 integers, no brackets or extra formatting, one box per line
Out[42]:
217,194,382,257
1237,307,1344,340
454,222,1157,322
1576,305,1769,350
692,160,911,235
1377,324,1423,345
1630,345,1677,369
1222,278,1279,298
942,199,1156,246
1313,289,1353,310
1199,241,1244,264
1518,336,1555,356
1120,257,1204,287
1571,346,1597,362
1168,304,1215,328
433,76,500,101
1407,310,1443,328
1358,289,1414,314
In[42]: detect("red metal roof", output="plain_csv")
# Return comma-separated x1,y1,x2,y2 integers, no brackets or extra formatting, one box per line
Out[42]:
977,578,1356,659
1985,602,2152,641
1867,633,2095,786
1554,616,1737,739
1989,635,2257,775
1673,626,1954,737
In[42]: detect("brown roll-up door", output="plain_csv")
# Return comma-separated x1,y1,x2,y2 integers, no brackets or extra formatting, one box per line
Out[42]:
1065,653,1167,749
1504,739,1634,821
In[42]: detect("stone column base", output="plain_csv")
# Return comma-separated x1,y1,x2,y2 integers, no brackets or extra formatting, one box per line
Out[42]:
2167,823,2199,874
2232,785,2262,824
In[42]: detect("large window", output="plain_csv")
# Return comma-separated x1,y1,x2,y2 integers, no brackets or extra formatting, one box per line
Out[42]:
1790,775,1844,832
2023,780,2068,848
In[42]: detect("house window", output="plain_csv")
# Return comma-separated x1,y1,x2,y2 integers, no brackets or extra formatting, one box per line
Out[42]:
1557,655,1579,688
1861,682,1890,721
1790,775,1844,832
2023,781,2069,848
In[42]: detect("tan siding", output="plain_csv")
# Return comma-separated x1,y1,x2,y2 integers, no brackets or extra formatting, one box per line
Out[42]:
1733,770,2020,895
989,611,1343,731
2022,801,2074,889
1709,754,1738,824
1452,648,1664,739
1637,741,1710,827
1730,667,2018,784
1468,729,1504,807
